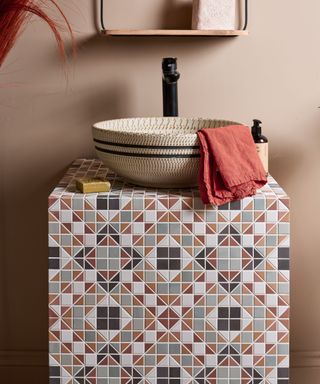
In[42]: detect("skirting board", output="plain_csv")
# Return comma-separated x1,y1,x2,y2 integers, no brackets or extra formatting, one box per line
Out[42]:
291,351,320,368
0,350,319,368
0,350,47,367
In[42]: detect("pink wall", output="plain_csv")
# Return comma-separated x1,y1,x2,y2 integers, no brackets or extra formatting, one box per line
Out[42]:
1,0,320,381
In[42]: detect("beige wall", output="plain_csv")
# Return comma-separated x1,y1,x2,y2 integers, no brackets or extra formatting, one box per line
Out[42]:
1,0,320,381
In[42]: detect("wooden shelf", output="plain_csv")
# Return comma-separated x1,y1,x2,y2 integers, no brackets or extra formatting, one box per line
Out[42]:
102,29,248,37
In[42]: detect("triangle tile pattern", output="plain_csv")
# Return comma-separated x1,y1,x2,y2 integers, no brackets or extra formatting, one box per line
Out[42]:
49,159,290,383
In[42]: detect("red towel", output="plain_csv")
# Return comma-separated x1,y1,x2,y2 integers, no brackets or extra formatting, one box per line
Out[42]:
197,125,267,206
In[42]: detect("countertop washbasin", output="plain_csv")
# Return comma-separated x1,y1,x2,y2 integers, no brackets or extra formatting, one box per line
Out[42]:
92,117,241,188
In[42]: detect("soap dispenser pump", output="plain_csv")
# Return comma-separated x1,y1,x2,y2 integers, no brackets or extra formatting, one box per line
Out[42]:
252,119,269,174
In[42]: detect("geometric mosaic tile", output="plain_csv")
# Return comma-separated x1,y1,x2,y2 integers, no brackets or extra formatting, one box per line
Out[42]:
49,159,290,383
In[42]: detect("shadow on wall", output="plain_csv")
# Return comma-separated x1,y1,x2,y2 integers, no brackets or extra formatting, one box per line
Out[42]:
70,32,231,61
270,147,303,185
0,84,129,355
160,0,193,29
82,83,130,124
270,114,320,187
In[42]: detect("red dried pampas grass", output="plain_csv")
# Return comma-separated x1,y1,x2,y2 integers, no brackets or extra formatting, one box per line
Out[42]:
0,0,74,66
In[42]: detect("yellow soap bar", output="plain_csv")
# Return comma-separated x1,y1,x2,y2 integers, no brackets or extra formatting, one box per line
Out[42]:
76,178,111,194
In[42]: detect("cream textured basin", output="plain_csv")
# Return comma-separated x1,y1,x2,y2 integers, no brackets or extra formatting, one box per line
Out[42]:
92,117,241,188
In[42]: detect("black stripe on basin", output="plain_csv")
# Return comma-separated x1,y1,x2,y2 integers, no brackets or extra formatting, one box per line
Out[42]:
95,146,201,159
94,138,200,150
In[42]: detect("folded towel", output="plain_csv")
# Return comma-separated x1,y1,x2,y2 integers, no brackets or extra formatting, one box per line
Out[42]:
197,125,267,206
192,0,236,30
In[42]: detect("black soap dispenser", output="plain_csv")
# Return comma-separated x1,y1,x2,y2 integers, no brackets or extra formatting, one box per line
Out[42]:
252,119,269,174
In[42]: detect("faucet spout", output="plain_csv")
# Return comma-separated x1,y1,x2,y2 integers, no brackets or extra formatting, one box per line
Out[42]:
162,57,180,117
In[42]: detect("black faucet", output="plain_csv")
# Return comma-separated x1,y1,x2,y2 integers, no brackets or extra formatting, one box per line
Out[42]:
162,57,180,117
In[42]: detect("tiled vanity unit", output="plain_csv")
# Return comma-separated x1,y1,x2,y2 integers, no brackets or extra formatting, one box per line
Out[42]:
49,159,290,383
